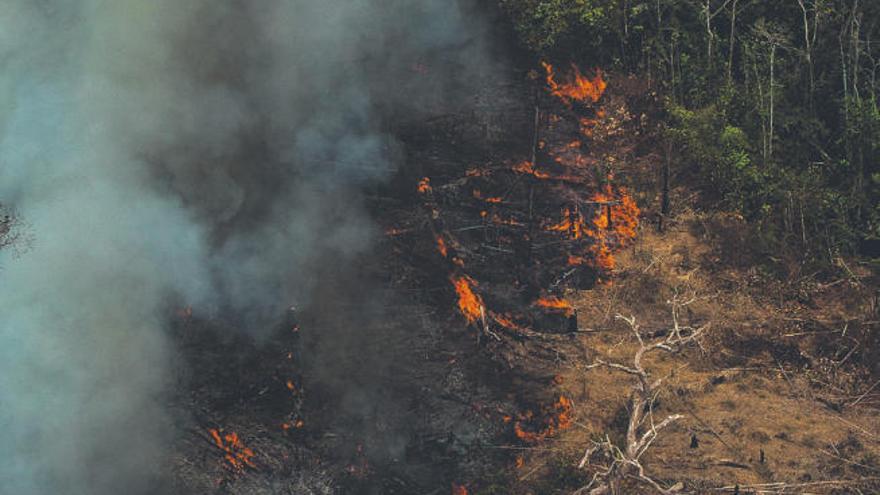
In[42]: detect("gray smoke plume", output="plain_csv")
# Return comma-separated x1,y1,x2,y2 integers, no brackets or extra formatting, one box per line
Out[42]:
0,1,495,494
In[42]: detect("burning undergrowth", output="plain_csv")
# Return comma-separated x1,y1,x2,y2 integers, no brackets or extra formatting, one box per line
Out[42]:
365,61,651,490
158,59,648,494
0,0,656,492
395,61,639,347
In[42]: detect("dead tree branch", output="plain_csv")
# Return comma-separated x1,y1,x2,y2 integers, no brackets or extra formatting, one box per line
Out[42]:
576,305,708,495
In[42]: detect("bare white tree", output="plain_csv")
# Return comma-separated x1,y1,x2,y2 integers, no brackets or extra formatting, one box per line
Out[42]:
575,301,709,495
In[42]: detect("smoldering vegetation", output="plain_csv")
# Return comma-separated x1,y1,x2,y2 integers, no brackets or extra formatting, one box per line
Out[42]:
0,1,508,494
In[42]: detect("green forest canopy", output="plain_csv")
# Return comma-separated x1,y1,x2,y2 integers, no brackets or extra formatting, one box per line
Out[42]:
500,0,880,258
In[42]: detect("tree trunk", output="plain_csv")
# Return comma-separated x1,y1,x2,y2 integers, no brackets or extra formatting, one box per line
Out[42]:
798,0,816,109
659,141,671,232
727,0,739,83
769,43,776,160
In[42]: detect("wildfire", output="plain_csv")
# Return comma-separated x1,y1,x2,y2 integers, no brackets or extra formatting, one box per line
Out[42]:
491,311,530,334
542,183,640,272
545,207,585,239
281,419,304,431
208,428,256,472
584,184,640,271
450,275,483,324
579,117,598,138
436,234,449,258
513,395,573,443
451,483,468,495
417,177,432,194
535,296,574,317
473,189,503,203
542,61,607,105
512,160,550,179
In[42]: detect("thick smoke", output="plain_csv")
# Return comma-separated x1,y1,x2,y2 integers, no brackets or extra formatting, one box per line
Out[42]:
0,1,492,494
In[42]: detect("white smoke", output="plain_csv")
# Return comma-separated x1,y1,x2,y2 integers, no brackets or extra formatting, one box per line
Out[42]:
0,1,494,493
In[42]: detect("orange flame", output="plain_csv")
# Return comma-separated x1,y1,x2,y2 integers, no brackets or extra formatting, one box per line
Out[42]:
450,275,483,324
417,177,432,194
473,189,504,204
512,160,550,179
451,483,468,495
545,208,587,239
584,184,640,271
513,395,573,443
491,311,530,333
542,62,607,104
208,428,256,472
436,235,448,258
535,296,574,317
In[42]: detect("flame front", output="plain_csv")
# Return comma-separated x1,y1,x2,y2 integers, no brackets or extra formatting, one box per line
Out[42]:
585,184,640,271
535,296,574,317
450,275,483,324
542,61,607,105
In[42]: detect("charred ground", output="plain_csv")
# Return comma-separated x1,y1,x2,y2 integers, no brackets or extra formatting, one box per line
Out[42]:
165,60,880,494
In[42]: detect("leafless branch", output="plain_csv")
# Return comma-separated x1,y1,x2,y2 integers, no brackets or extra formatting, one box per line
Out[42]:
576,302,709,494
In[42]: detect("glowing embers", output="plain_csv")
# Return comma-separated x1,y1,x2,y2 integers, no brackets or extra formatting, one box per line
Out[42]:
450,275,484,325
281,419,304,431
512,160,550,179
345,443,370,479
472,189,503,203
541,61,607,105
435,234,449,258
417,176,432,194
513,395,574,443
208,428,256,473
285,378,299,395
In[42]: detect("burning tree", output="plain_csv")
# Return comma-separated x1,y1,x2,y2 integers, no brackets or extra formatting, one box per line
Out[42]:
404,61,640,341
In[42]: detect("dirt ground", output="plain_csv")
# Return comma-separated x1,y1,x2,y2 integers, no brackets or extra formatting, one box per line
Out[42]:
509,210,880,494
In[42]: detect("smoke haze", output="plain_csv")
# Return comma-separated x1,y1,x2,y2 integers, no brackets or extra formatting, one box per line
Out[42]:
0,1,494,493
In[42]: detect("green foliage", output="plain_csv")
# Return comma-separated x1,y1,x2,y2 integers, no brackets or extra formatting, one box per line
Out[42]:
498,0,880,258
498,0,574,51
666,100,770,217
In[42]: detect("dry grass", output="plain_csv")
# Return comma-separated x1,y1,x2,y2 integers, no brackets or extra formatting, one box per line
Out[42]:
513,210,880,494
